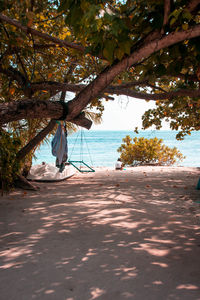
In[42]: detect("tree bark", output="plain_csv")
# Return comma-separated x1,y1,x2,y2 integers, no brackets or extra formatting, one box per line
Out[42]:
0,99,92,129
31,81,200,100
14,174,39,190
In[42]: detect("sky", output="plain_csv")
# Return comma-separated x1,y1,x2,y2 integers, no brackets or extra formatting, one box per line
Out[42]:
65,92,170,131
91,95,170,131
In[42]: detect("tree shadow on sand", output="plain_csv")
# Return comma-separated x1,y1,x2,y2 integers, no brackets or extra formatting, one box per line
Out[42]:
0,168,200,300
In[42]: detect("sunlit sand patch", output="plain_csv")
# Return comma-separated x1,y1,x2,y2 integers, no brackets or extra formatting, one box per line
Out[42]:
176,284,199,290
144,237,175,244
81,248,97,262
112,219,154,229
134,243,170,256
153,281,163,285
90,287,105,300
114,266,137,279
151,262,168,268
44,290,54,294
0,246,32,259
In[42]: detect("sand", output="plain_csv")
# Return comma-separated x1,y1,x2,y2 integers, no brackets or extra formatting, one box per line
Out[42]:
0,166,200,300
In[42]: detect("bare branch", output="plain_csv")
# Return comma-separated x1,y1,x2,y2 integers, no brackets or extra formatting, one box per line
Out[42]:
108,86,200,100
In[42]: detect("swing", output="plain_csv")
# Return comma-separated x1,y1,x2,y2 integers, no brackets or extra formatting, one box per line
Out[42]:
68,129,95,173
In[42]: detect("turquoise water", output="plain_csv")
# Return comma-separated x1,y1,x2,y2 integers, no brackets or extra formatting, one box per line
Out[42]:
33,130,200,167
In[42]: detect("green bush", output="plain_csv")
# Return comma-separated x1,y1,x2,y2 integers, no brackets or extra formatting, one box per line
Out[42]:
117,136,185,166
0,130,21,192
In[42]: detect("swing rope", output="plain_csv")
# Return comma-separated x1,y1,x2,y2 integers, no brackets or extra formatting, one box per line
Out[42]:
80,129,83,164
69,130,80,162
82,129,94,167
68,129,95,173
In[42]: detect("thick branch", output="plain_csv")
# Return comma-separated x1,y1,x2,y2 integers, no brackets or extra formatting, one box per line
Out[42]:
0,98,92,129
0,99,62,124
0,13,85,53
71,112,92,128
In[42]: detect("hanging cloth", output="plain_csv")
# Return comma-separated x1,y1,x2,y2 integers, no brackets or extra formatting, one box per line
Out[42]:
51,123,68,172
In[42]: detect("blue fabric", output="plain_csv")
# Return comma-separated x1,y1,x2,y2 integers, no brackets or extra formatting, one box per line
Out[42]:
51,124,68,171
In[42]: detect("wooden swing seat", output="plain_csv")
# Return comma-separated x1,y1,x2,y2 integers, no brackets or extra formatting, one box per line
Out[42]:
68,160,95,173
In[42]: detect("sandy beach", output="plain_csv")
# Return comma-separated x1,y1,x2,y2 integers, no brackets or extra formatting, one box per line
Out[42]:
0,166,200,300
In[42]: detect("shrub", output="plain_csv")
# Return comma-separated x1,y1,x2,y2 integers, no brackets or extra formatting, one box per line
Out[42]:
117,136,185,166
0,130,21,193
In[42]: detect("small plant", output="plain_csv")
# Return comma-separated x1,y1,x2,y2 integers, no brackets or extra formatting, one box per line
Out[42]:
117,136,185,166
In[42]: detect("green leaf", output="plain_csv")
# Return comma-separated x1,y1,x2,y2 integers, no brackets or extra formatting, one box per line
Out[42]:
182,23,188,30
119,40,131,55
155,64,166,76
114,47,124,61
102,40,116,62
170,17,176,26
182,10,192,21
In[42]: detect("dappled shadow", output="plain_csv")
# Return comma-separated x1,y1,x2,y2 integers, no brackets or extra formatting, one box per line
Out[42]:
0,167,200,299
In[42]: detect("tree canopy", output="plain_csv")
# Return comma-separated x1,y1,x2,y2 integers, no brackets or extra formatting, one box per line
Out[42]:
0,0,200,167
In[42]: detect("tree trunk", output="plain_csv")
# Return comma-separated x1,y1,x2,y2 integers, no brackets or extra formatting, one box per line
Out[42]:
14,174,39,190
16,119,57,161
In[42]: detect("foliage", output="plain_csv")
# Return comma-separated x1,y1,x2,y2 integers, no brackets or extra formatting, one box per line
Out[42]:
118,136,185,166
0,130,21,192
141,97,200,140
58,0,200,137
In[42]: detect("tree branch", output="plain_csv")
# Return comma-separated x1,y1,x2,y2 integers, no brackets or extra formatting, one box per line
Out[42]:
107,86,200,100
0,98,92,129
162,0,171,34
31,80,167,94
0,13,85,53
0,65,27,87
14,49,29,81
186,0,200,13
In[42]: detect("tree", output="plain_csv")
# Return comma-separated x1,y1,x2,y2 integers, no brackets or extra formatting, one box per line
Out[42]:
0,0,200,187
117,136,185,166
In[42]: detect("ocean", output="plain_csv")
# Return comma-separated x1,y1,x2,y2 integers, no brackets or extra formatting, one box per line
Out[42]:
33,130,200,168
